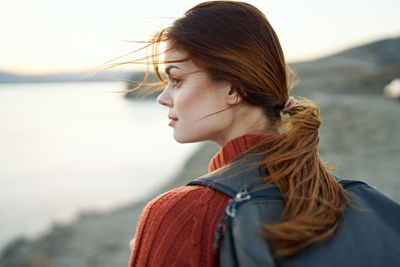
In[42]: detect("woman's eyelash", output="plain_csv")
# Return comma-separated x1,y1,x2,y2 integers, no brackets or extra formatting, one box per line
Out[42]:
169,77,182,87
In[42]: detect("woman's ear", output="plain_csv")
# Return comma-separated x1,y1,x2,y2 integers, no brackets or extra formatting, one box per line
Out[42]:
226,86,242,105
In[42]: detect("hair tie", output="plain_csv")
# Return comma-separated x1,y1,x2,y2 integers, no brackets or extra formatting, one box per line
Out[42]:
281,96,297,114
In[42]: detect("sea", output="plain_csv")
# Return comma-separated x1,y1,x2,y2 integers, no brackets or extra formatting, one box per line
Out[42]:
0,81,200,250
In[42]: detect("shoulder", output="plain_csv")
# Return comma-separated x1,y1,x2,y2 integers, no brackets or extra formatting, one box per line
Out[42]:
144,185,229,214
137,185,230,234
130,186,231,266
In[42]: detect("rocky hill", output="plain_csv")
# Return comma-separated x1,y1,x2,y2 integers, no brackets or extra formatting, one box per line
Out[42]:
290,36,400,95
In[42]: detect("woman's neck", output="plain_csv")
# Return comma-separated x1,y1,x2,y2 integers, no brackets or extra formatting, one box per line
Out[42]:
212,104,272,147
208,133,271,172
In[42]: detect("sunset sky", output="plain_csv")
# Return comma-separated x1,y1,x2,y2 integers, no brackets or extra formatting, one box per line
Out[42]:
1,0,399,75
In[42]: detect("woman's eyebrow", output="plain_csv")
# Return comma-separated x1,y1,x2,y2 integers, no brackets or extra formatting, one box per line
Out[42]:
165,65,179,76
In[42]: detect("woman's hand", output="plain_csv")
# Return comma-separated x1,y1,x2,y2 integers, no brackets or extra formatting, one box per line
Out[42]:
129,238,135,251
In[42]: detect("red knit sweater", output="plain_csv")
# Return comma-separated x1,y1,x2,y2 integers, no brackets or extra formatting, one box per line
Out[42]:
129,134,270,267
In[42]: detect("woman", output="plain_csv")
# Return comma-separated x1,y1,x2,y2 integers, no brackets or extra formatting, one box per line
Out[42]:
126,1,400,266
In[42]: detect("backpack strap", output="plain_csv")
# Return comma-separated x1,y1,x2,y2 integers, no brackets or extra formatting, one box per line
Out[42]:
189,160,367,199
188,152,269,197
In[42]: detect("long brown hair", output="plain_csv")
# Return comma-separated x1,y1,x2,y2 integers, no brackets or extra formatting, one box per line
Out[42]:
113,0,350,257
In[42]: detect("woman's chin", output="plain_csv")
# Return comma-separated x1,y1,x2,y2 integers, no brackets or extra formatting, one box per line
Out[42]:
173,136,193,144
173,132,203,144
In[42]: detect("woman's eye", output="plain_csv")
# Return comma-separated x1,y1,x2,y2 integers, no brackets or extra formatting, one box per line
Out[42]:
170,78,182,87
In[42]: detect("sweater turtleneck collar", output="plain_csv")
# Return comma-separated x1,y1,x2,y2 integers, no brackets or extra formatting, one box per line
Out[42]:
208,134,271,172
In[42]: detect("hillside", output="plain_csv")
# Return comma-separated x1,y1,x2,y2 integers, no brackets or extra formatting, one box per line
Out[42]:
290,36,400,95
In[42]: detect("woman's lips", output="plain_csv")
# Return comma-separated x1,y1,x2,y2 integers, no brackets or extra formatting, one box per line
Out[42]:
168,115,178,126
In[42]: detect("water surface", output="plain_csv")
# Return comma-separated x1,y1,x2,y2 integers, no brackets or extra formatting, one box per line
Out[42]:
0,82,199,249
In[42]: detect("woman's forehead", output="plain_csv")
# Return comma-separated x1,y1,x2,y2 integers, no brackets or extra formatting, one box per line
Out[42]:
164,49,199,74
164,47,189,62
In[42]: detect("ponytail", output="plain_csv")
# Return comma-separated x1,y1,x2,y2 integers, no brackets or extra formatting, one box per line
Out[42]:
255,98,350,257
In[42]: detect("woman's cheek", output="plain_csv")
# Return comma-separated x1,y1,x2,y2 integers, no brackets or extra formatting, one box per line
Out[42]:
175,91,194,113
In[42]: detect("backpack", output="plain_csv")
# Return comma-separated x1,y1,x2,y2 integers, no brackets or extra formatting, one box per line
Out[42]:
187,152,400,267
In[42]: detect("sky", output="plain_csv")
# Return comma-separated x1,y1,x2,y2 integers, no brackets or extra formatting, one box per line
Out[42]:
1,0,399,75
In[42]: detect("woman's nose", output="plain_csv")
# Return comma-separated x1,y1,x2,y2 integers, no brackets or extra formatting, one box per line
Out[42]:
157,89,173,107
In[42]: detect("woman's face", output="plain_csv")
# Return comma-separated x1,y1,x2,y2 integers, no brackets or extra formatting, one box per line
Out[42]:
157,47,235,144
